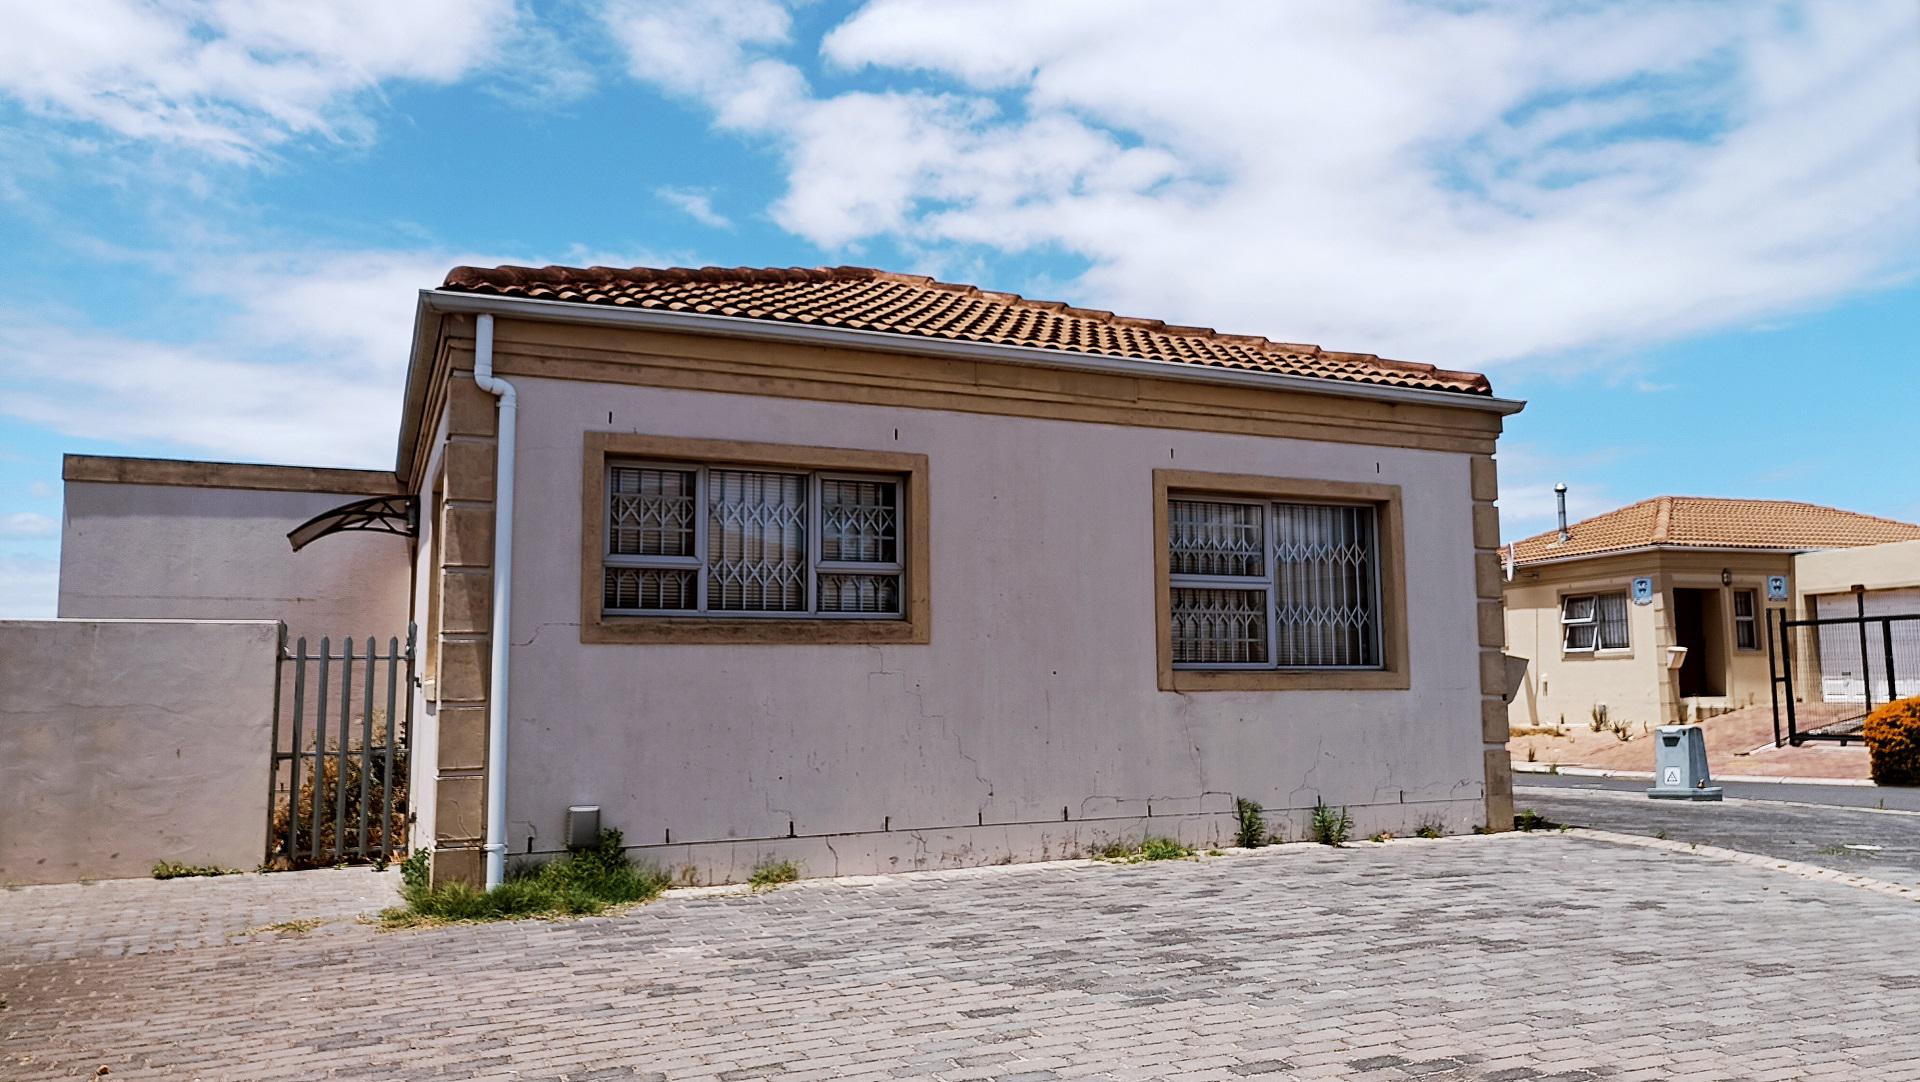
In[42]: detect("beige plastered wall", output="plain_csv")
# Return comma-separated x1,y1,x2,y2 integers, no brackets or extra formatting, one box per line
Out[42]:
1793,539,1920,614
59,463,411,647
423,316,1507,883
1504,550,1792,731
0,619,280,885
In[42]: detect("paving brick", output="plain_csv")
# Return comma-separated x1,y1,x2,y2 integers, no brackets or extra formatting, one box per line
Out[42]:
5,834,1920,1080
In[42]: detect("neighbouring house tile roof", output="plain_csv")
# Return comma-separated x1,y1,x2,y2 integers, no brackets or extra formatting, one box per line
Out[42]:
1509,496,1920,565
439,264,1494,396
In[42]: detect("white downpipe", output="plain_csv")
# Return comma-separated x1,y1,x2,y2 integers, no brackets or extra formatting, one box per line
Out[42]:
471,313,516,890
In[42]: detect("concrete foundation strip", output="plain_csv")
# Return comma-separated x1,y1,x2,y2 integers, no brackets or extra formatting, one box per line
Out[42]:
1566,826,1920,903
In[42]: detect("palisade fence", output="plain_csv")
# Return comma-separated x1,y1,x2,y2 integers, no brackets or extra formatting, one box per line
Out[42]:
267,627,415,868
1769,605,1920,746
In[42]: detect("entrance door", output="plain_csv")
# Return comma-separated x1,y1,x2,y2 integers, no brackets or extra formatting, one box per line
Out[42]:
1673,589,1725,697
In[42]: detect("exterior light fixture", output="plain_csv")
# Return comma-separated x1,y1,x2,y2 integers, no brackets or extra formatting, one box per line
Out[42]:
1720,568,1733,587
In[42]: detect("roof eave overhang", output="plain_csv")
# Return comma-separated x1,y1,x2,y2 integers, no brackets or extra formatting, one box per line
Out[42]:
1511,543,1815,570
395,288,1526,480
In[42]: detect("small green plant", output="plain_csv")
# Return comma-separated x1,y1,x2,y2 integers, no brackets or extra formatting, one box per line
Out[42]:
1093,836,1193,863
399,848,430,893
381,829,667,926
1513,809,1559,832
152,860,241,880
1310,800,1352,846
1526,745,1538,763
1610,720,1632,743
255,918,325,936
1205,848,1224,857
748,859,801,891
1415,818,1444,840
1654,829,1669,840
1234,797,1268,849
1137,836,1192,861
1368,831,1392,843
1589,704,1609,733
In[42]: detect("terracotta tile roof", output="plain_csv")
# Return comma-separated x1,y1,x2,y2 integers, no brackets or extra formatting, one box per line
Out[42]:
1510,496,1920,565
440,264,1493,396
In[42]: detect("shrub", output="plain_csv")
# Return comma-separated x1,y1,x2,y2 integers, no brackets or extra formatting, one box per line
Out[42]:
382,829,667,926
748,859,801,891
1310,800,1352,846
270,748,407,869
1233,798,1267,849
1864,697,1920,786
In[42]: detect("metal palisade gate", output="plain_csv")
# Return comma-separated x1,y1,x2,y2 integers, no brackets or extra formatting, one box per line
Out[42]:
268,626,415,868
1769,603,1920,746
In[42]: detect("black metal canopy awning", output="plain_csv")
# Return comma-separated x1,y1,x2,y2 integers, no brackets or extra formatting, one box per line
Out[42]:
288,494,417,551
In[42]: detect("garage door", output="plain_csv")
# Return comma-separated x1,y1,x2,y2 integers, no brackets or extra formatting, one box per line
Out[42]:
1812,589,1920,703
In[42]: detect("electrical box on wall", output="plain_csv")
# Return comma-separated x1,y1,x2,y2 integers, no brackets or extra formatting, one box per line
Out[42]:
565,805,601,850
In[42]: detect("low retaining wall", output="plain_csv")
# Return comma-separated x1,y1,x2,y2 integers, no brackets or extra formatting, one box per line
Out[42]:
0,619,281,885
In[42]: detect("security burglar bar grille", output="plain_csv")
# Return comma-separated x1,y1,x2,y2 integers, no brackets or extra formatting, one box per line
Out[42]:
605,463,904,618
1169,497,1382,669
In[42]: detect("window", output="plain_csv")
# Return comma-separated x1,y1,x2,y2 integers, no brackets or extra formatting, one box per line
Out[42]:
1733,589,1759,650
605,463,904,618
1168,496,1382,669
1562,592,1629,652
582,434,927,645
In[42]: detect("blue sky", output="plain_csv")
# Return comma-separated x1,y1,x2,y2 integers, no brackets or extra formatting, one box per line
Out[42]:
1,0,1916,616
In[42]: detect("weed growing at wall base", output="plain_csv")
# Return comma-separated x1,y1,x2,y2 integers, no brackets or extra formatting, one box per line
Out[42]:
749,860,801,891
1310,800,1352,846
381,830,667,927
1094,836,1194,863
152,861,241,879
1234,798,1268,848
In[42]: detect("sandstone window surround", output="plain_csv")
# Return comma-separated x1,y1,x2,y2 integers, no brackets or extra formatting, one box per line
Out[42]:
1153,470,1409,692
580,433,929,645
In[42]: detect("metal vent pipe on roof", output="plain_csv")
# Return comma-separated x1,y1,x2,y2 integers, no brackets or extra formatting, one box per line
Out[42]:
1555,482,1570,543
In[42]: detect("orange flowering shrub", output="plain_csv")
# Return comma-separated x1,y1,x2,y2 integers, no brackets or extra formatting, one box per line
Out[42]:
1863,697,1920,787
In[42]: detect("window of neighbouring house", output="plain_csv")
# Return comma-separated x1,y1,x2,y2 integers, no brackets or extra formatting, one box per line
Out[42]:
1168,496,1382,669
603,462,905,618
1562,592,1629,652
1733,588,1759,650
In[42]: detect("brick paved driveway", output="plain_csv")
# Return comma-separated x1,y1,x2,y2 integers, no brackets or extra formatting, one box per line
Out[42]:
6,833,1920,1081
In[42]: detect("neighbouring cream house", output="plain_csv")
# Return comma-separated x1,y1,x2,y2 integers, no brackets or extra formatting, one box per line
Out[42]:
1502,495,1920,733
37,264,1526,888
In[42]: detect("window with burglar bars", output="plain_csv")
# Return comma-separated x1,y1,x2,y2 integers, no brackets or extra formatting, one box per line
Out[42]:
1562,592,1630,652
604,462,904,618
1168,496,1382,669
1733,589,1759,650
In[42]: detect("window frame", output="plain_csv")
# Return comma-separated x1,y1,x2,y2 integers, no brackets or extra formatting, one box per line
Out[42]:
582,433,929,645
1732,588,1759,651
1153,470,1409,692
1560,591,1630,654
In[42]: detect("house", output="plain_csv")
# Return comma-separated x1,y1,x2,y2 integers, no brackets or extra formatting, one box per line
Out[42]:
1501,494,1920,733
47,264,1525,888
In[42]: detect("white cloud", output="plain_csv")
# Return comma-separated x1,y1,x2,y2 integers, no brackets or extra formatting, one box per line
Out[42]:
1495,442,1632,542
0,553,57,618
0,512,56,539
0,247,457,468
656,186,733,229
0,0,522,159
0,242,689,470
610,0,1920,371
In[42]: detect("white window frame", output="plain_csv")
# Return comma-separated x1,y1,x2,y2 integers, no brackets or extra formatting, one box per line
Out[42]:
1167,494,1385,672
603,461,905,620
1561,592,1630,653
1732,588,1759,651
